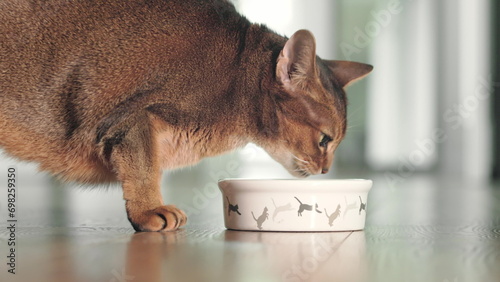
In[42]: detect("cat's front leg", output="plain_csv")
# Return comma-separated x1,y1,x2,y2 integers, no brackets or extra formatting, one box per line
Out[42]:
103,117,187,232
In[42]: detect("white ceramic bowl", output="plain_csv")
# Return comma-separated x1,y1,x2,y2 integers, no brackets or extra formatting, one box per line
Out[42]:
218,179,372,232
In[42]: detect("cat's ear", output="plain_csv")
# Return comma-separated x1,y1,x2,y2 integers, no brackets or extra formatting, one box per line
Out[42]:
276,29,317,89
326,60,373,88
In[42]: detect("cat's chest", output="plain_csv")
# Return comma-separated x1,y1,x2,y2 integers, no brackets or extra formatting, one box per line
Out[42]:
151,116,244,169
155,132,202,169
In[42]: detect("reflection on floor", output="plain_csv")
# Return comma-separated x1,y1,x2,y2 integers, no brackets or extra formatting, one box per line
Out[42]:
0,154,499,282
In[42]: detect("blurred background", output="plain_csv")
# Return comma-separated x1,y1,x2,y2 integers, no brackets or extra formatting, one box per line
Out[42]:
0,0,497,223
230,0,496,183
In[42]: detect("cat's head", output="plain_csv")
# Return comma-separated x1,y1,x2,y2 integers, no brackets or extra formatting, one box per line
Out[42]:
262,30,372,178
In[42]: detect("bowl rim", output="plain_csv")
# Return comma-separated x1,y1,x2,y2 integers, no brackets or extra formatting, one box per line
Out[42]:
218,178,372,182
218,178,373,193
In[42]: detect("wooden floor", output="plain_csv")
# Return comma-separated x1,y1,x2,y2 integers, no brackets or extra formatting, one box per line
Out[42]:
0,161,499,282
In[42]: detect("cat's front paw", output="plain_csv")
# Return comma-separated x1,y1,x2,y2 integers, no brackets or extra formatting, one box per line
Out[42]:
127,204,187,232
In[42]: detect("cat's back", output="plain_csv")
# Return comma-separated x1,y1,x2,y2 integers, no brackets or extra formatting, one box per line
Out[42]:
0,0,244,121
0,0,242,58
0,0,226,77
0,0,248,165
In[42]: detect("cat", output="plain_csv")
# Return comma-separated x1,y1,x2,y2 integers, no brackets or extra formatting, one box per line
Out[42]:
359,196,367,215
325,204,341,227
0,0,372,232
226,196,241,216
294,197,322,217
271,198,294,222
251,207,269,230
344,196,358,219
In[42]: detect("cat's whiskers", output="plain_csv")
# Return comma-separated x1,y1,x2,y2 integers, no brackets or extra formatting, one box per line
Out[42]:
291,153,315,177
293,164,311,177
344,106,364,134
345,123,360,132
304,153,313,162
346,105,363,120
292,154,309,164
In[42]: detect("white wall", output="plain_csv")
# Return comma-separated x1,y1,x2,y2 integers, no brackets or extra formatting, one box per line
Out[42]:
365,0,492,181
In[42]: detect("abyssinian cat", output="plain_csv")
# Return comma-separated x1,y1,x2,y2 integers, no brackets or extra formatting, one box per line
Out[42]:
0,0,372,232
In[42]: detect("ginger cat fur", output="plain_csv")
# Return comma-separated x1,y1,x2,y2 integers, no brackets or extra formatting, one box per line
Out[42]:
0,0,372,232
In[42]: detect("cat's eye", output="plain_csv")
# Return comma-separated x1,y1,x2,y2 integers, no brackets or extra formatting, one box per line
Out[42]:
319,133,332,148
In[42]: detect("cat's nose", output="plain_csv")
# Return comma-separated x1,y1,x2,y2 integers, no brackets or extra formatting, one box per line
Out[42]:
321,168,329,174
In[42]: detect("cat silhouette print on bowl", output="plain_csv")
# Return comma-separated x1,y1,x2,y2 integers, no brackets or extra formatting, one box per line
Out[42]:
218,179,372,232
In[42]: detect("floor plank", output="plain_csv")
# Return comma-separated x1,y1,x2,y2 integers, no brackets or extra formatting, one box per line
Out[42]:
1,170,499,282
